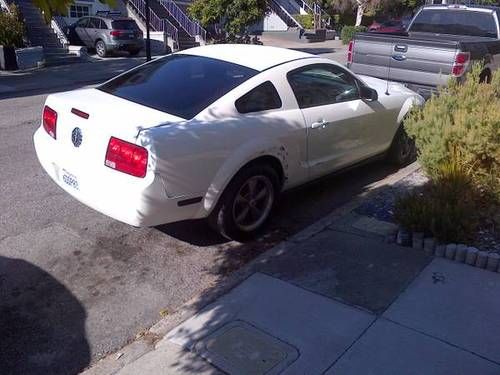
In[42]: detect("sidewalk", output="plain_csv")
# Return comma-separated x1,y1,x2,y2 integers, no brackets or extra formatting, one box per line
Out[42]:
85,164,500,375
0,57,144,98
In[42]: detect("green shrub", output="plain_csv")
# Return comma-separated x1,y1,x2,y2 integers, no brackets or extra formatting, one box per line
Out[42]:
404,64,500,199
394,157,478,242
294,14,314,29
340,25,367,44
0,5,24,48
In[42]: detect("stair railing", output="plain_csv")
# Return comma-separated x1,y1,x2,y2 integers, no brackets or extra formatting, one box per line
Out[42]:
269,0,303,28
51,15,69,47
0,0,11,13
157,0,206,40
128,0,178,46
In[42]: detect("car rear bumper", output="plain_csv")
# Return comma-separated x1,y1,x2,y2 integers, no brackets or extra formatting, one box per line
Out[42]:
33,128,204,227
108,40,144,51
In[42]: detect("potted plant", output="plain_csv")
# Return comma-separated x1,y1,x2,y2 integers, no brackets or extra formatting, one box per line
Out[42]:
0,4,25,70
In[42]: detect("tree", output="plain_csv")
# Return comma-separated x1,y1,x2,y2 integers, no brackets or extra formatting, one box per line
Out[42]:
33,0,117,23
189,0,268,35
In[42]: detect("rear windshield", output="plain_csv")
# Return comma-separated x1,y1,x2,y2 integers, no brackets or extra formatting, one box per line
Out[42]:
99,54,257,119
111,20,139,30
410,9,498,38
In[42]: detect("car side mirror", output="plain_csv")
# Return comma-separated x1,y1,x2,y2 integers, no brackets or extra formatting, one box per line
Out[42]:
360,86,378,102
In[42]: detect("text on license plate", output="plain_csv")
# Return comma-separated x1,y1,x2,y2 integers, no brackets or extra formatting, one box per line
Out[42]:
62,169,79,190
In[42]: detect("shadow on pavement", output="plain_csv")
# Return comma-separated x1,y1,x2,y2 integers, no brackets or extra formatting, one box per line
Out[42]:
0,256,89,375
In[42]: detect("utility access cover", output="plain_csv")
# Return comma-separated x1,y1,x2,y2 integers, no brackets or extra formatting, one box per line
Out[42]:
193,320,299,374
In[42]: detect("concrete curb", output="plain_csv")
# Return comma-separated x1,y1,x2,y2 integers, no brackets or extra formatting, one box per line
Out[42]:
83,162,422,374
396,229,500,273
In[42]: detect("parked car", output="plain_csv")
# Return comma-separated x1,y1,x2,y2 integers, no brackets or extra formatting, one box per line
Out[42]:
34,45,423,241
368,19,407,34
348,4,500,98
65,13,144,57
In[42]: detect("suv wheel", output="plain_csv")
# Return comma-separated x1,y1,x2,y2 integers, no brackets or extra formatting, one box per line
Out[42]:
95,40,107,57
209,164,280,241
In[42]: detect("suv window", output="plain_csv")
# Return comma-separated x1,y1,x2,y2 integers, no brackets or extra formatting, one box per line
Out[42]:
87,18,100,29
99,54,257,119
235,81,282,114
76,18,89,28
410,9,498,38
287,65,360,108
112,20,139,30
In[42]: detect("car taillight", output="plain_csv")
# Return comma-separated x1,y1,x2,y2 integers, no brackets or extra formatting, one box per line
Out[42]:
110,30,122,37
43,105,57,139
347,41,354,64
451,51,470,77
105,137,148,178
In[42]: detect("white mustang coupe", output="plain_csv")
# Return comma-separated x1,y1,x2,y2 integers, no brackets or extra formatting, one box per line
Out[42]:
34,45,423,240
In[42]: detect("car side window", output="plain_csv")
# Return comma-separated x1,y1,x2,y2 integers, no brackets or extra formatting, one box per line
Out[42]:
100,20,108,30
235,81,282,114
287,65,360,109
76,18,89,28
88,18,100,29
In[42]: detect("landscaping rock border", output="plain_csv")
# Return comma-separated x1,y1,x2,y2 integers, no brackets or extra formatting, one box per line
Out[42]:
396,228,500,273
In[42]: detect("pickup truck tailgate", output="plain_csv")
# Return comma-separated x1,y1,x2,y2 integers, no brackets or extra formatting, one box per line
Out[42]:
349,33,459,88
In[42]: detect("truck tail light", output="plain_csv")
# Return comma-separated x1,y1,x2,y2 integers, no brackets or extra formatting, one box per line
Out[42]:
451,51,470,77
105,137,148,178
347,41,354,64
43,105,57,139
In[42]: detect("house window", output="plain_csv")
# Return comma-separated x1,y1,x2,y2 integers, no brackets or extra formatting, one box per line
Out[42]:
69,4,90,18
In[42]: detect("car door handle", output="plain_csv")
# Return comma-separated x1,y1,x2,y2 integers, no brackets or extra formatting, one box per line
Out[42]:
311,119,328,129
394,44,408,53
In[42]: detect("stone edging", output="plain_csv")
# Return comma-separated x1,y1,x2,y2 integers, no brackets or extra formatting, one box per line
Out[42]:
396,229,500,273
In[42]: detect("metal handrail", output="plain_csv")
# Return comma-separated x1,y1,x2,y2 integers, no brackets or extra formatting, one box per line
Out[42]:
128,0,178,44
294,0,331,28
270,0,303,28
51,15,69,46
157,0,206,40
0,0,11,13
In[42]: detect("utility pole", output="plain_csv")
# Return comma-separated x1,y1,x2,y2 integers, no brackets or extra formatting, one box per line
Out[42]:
145,0,151,61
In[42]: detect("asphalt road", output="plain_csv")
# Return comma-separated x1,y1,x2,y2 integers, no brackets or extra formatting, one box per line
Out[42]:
0,88,397,374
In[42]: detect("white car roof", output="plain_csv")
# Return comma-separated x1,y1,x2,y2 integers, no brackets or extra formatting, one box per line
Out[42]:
180,44,315,72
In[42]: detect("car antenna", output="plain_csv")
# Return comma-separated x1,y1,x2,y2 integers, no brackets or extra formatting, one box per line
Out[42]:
385,43,393,95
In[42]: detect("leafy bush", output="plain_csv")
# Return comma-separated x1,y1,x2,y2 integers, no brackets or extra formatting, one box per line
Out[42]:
405,64,500,198
294,14,313,29
340,25,367,44
0,5,24,48
395,66,500,242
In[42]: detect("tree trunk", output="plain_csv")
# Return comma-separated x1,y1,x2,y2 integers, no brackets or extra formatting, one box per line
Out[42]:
355,1,365,27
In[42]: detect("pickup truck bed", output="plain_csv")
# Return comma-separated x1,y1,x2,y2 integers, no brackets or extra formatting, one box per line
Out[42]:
348,32,500,98
347,5,500,98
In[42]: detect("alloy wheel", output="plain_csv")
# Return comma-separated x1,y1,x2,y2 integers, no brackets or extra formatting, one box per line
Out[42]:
231,175,274,232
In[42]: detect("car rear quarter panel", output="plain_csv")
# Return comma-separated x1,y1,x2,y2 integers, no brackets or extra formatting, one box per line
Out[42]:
139,63,310,217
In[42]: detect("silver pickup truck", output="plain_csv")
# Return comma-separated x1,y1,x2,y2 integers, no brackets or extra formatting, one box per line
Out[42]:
347,4,500,98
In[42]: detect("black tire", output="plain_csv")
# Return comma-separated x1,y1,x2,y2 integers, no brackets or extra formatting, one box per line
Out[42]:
388,125,416,166
479,69,491,84
129,49,141,56
95,40,108,58
208,163,280,242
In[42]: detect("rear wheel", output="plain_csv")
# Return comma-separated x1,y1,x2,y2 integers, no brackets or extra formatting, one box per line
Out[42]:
209,164,280,241
388,125,416,166
95,40,108,57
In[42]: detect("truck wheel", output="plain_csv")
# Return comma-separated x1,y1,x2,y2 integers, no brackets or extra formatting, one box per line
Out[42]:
95,40,108,57
208,164,280,242
388,126,416,166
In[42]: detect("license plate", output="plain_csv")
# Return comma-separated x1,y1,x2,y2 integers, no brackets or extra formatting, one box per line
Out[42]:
62,169,79,190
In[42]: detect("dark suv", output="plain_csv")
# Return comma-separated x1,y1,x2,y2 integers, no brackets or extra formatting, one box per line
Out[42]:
66,13,144,57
